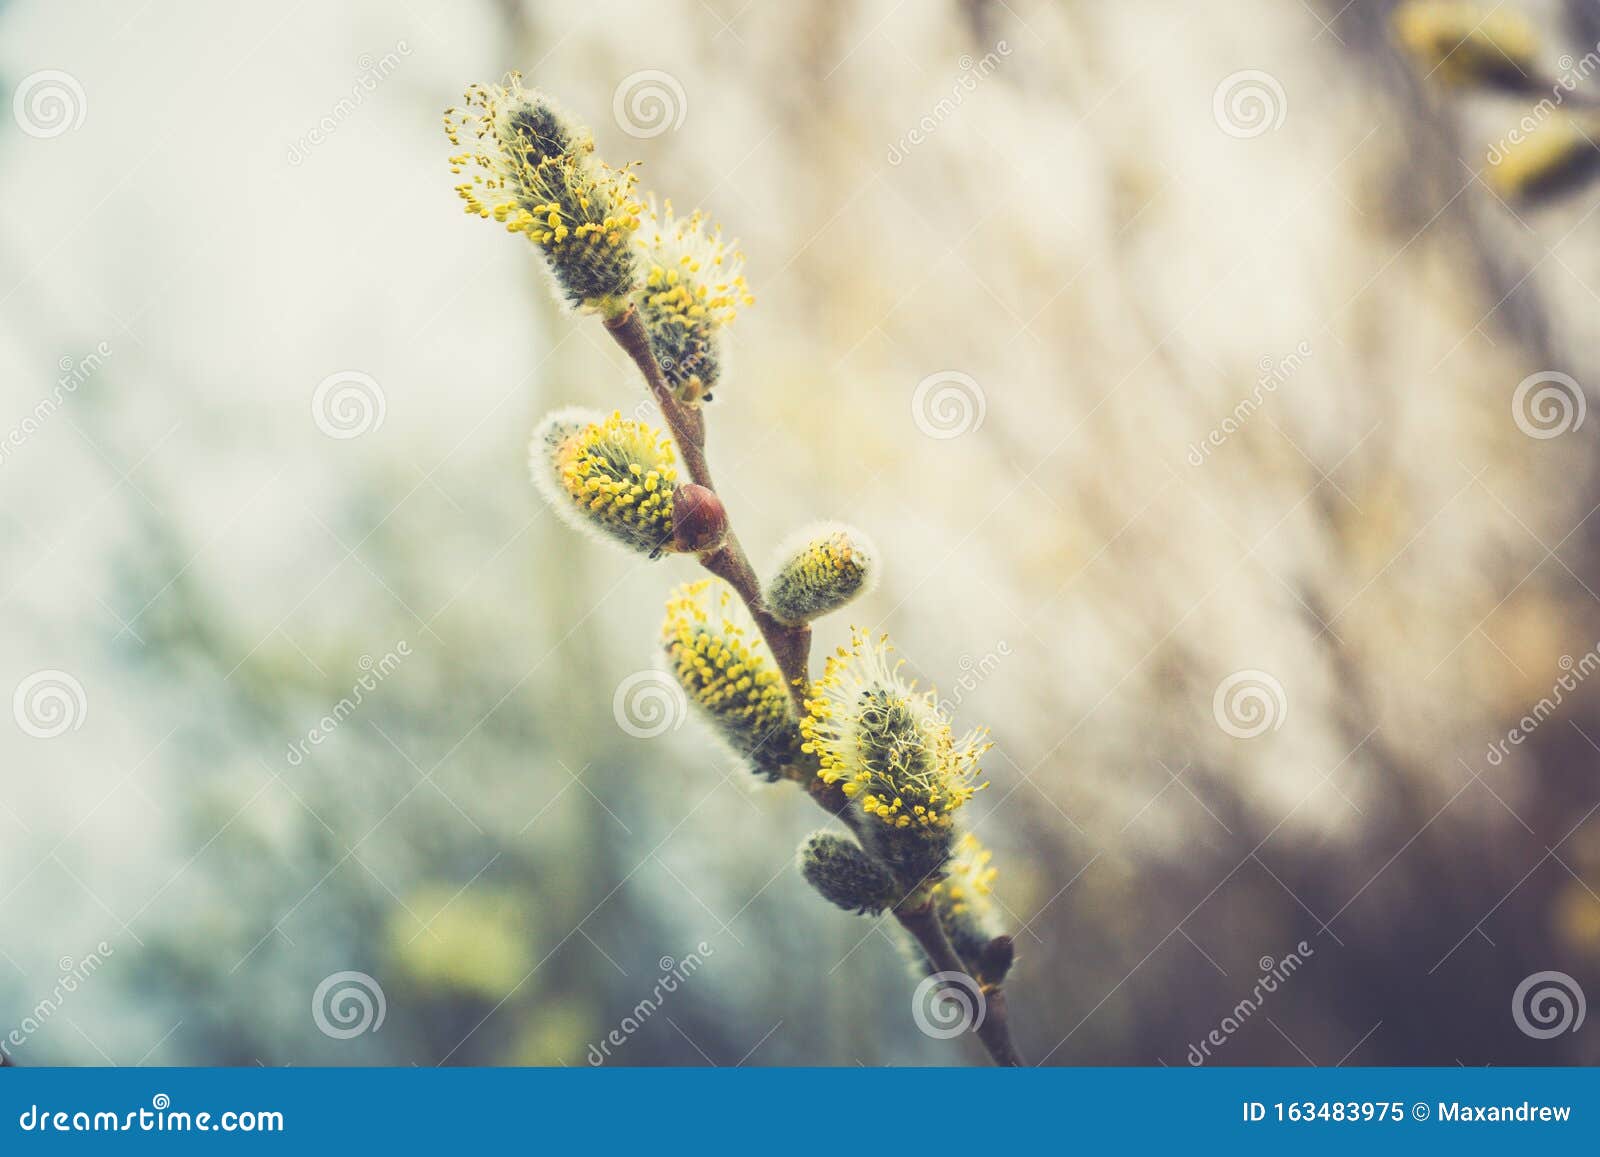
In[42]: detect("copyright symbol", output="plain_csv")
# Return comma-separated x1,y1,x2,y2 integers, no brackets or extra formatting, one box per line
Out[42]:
1411,1102,1429,1121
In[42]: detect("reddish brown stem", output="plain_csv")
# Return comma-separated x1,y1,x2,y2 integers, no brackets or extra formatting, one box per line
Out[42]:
606,306,812,710
700,537,812,714
604,304,1024,1068
897,901,1024,1067
605,307,711,487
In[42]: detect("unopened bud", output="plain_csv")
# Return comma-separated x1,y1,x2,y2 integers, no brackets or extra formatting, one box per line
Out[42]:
976,934,1016,986
671,484,727,553
765,523,876,625
798,832,900,915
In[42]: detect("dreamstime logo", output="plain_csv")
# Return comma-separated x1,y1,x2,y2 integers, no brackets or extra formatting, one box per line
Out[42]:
312,970,386,1039
1,342,113,468
886,41,1012,164
912,371,986,439
911,970,986,1039
284,643,410,766
1,941,114,1063
1511,371,1585,439
1212,70,1287,139
15,1093,283,1133
1188,941,1314,1064
1488,40,1600,167
935,641,1013,718
1212,669,1287,739
287,41,412,165
1187,340,1312,466
587,943,713,1064
1512,970,1586,1039
12,70,86,138
612,70,686,139
1485,646,1600,767
612,670,688,739
13,670,87,739
311,371,386,439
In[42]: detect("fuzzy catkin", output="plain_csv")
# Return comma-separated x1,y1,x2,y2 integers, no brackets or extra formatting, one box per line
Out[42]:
446,75,641,312
661,580,805,780
766,524,875,624
799,832,901,914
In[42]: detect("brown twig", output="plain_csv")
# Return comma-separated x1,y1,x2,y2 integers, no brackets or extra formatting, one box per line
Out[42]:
897,900,1024,1067
604,304,1026,1067
604,307,711,484
605,307,812,711
699,541,812,713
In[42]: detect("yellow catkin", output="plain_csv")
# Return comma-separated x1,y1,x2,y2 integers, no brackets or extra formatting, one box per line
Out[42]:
801,629,987,830
661,580,801,779
935,832,999,919
533,409,677,555
444,74,641,309
638,201,752,330
767,525,873,623
635,200,753,399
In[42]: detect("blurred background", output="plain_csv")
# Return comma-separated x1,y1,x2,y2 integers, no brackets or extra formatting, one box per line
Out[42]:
2,0,1599,1066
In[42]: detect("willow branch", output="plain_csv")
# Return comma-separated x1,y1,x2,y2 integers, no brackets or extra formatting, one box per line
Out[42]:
897,901,1024,1067
699,538,812,713
605,306,811,712
604,307,711,486
604,304,1024,1068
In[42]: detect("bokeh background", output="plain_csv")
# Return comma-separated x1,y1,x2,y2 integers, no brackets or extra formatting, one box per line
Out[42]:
3,0,1599,1066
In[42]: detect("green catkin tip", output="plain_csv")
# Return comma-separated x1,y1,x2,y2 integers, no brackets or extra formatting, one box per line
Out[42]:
765,523,876,625
799,832,901,915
